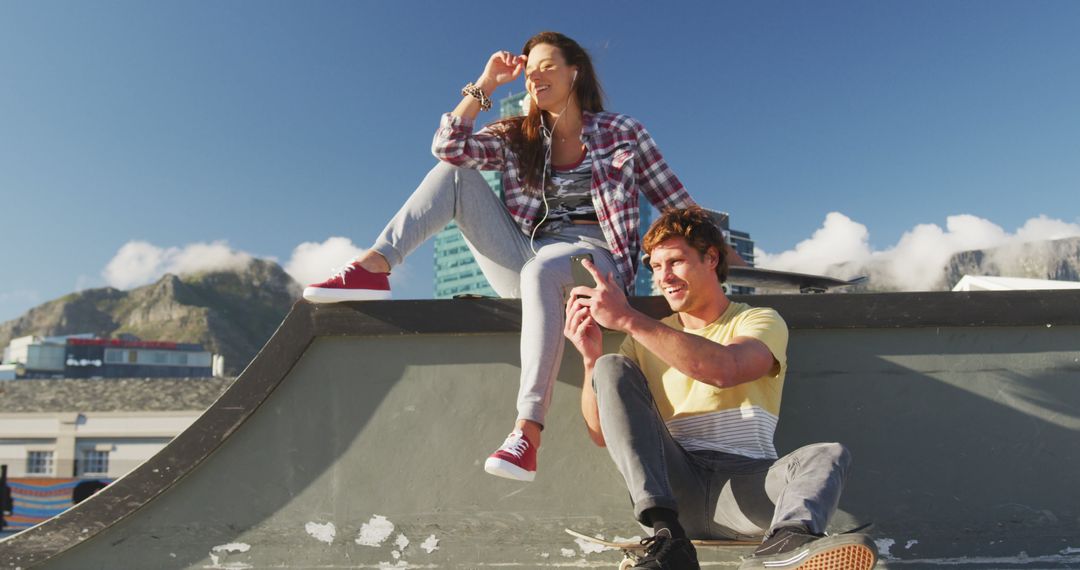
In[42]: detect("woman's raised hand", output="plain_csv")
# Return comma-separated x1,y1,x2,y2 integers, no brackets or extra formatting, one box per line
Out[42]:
478,51,526,93
453,51,524,118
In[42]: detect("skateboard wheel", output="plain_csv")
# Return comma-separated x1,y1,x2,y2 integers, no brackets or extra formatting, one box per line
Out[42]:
618,559,635,570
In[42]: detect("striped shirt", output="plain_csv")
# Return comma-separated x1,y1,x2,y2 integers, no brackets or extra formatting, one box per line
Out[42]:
618,303,789,460
432,111,696,292
666,407,779,458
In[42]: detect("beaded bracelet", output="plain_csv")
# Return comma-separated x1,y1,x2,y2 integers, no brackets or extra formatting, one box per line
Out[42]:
461,82,493,111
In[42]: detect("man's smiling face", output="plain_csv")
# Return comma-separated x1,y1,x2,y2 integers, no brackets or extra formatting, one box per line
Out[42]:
649,236,721,314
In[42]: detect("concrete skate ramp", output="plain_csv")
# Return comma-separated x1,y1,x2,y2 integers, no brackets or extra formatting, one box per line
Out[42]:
3,292,1080,569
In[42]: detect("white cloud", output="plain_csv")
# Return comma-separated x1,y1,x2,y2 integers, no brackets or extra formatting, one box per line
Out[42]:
1014,215,1080,242
753,212,872,277
756,213,1080,291
103,242,163,289
98,236,409,295
283,237,366,286
102,240,253,289
166,241,254,275
872,215,1011,290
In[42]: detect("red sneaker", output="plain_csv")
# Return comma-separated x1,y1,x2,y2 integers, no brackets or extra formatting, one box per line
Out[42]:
302,261,392,303
484,430,537,482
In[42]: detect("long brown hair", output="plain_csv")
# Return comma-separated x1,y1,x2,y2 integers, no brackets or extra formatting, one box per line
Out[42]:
489,32,605,194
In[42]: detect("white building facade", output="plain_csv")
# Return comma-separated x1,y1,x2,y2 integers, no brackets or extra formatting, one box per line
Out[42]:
0,411,199,478
0,378,230,479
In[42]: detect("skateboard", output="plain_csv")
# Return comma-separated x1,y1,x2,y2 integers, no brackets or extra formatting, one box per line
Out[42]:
565,528,757,570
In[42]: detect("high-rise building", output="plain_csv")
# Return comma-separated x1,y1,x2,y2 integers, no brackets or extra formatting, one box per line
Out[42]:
710,210,756,295
633,205,657,296
433,92,528,298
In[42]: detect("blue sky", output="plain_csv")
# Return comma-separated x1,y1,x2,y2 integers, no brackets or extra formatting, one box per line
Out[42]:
2,1,1079,322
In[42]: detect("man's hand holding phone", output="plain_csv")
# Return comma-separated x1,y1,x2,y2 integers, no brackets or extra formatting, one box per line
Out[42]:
565,254,605,365
564,294,603,366
568,258,637,333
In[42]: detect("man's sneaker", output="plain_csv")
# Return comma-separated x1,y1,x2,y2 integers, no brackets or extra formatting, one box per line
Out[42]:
632,528,699,570
303,261,391,303
483,430,537,482
739,526,877,570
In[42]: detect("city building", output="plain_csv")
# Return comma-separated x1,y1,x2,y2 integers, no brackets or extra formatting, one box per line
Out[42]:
2,334,214,380
432,171,503,299
633,205,656,295
709,209,757,295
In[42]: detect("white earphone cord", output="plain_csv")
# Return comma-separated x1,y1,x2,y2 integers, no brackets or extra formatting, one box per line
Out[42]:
528,71,577,255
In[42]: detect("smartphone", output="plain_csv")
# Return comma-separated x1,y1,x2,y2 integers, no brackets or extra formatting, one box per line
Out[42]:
570,254,597,291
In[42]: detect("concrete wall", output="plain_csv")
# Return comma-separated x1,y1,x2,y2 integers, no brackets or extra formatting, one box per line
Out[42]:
2,292,1078,569
779,326,1080,564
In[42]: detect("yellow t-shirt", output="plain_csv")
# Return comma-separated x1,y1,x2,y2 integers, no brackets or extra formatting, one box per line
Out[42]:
618,302,789,459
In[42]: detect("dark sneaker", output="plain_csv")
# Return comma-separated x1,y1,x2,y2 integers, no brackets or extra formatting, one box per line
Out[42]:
302,261,391,303
632,528,700,570
739,526,877,570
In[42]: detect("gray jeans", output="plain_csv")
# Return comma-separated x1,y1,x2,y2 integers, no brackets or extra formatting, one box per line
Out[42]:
592,354,851,540
371,162,622,426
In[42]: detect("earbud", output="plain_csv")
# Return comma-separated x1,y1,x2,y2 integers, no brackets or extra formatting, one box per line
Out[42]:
572,70,578,83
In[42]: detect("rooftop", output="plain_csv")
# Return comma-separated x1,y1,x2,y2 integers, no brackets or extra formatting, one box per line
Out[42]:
0,377,233,413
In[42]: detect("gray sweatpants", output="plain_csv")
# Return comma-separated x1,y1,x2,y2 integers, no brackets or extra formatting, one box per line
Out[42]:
371,161,622,426
592,354,851,540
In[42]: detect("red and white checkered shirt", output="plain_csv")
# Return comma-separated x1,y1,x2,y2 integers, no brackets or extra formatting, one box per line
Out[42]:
433,111,697,291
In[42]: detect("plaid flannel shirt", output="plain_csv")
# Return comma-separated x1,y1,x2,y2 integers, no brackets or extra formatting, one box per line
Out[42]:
433,110,696,292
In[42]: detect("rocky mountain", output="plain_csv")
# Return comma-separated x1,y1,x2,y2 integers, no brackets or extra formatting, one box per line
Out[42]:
0,259,302,375
944,236,1080,289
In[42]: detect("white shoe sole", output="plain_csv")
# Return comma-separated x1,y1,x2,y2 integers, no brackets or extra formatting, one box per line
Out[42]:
303,287,392,303
484,457,535,482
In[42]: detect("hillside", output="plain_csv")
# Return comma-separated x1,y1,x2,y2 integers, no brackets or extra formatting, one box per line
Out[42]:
944,236,1080,289
0,259,301,375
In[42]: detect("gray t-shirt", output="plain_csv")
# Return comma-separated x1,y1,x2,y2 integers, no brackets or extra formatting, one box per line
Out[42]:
546,153,596,223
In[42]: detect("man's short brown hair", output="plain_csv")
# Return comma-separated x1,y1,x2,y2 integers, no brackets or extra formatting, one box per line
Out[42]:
642,206,729,283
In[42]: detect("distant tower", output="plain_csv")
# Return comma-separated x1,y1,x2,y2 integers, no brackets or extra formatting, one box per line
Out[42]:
634,205,657,296
433,92,528,298
709,210,756,295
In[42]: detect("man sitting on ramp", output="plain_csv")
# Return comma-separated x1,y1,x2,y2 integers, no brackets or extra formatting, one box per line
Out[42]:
563,206,876,570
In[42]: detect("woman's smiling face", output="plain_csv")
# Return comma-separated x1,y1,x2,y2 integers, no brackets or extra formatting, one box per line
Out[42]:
524,43,577,112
